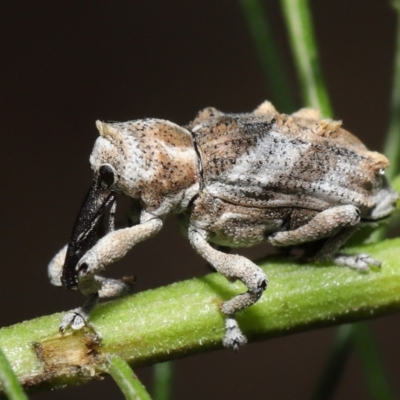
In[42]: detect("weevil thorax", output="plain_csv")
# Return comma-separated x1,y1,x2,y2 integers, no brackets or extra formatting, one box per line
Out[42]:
91,119,200,215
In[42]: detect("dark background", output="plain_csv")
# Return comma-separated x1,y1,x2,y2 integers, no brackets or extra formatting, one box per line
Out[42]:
1,1,399,399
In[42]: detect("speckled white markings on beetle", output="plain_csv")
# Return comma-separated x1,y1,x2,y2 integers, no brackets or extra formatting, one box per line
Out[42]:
48,101,398,350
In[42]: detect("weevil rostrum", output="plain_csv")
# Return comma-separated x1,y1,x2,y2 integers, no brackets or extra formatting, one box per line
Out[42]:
48,101,398,350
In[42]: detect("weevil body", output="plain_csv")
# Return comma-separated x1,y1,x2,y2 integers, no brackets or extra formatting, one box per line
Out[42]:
48,101,398,350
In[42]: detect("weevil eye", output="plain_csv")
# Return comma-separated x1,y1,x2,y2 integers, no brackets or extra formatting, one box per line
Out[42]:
99,164,116,188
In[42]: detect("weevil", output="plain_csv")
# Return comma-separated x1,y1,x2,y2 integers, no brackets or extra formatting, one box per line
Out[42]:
48,101,398,350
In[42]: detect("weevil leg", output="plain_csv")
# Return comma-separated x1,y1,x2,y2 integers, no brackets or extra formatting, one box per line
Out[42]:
108,199,117,232
268,205,381,269
48,245,68,287
268,205,361,247
305,226,381,270
59,275,135,332
306,225,381,270
97,275,136,298
59,212,163,331
60,293,99,332
48,244,135,294
188,226,267,350
47,199,116,289
77,213,163,293
333,253,381,271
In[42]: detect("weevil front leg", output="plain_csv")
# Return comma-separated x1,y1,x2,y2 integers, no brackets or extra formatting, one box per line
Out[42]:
188,226,267,350
48,245,135,330
48,244,68,287
48,198,138,295
58,275,136,331
49,246,135,297
57,212,163,331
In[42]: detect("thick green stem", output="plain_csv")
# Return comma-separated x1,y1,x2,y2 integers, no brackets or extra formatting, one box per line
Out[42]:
1,239,400,393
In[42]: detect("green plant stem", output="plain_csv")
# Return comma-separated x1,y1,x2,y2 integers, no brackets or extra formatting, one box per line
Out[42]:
312,323,395,400
1,239,400,393
370,2,400,243
384,0,400,181
352,323,394,400
311,324,353,400
280,0,332,116
0,348,28,400
152,362,173,400
238,0,297,113
107,356,152,400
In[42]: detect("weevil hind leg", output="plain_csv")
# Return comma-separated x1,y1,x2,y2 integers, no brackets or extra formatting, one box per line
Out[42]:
304,225,382,271
268,205,380,270
188,226,267,350
333,253,381,271
268,205,361,248
318,233,382,271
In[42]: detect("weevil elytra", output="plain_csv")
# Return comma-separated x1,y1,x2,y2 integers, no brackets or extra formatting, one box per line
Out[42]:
48,101,398,350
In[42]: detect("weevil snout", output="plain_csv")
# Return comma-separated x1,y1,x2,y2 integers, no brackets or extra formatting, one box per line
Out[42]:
61,172,116,290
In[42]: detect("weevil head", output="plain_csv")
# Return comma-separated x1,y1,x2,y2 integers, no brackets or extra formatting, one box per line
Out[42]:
91,119,199,210
61,119,199,290
354,152,399,222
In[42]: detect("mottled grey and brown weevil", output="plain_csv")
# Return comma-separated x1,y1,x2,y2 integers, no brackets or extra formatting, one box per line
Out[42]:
48,101,398,350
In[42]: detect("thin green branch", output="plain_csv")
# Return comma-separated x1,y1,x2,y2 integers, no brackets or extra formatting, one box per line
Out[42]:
311,325,353,400
0,348,28,400
238,0,297,112
352,323,394,400
107,356,152,400
280,0,332,116
312,322,396,400
370,2,400,243
152,362,173,400
1,239,400,393
384,0,400,181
